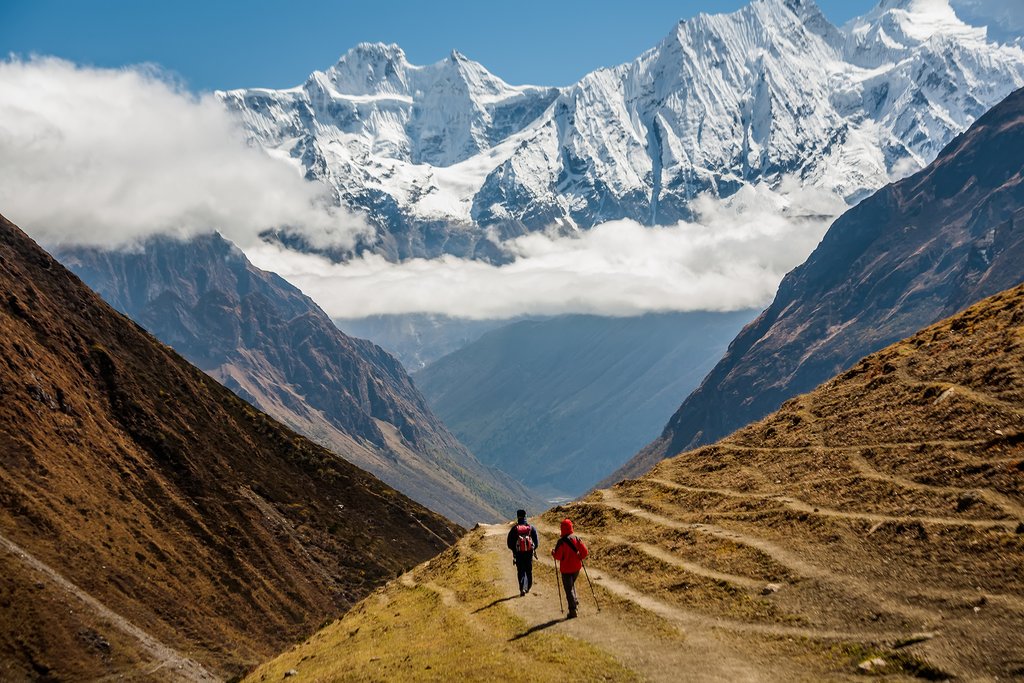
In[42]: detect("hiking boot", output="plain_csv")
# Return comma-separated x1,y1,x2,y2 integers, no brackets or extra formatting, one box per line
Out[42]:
520,590,526,597
566,611,577,619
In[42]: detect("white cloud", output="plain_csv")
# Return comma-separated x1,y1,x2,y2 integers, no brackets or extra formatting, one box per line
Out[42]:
246,184,845,320
0,56,848,320
0,57,369,250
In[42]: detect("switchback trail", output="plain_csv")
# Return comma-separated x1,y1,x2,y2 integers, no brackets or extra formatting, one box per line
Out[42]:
473,520,936,681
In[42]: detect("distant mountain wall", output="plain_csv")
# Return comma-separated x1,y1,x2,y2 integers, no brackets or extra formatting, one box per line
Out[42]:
221,0,1024,260
57,234,536,525
415,311,754,496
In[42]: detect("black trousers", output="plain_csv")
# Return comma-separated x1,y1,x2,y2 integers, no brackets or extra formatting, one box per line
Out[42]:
514,552,533,593
561,571,579,612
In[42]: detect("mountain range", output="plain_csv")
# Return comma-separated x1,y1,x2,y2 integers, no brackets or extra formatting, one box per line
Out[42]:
0,214,460,680
220,0,1024,260
5,0,1024,679
616,82,1024,481
56,235,535,525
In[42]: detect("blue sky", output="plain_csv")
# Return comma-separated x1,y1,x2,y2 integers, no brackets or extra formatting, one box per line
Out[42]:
1,0,878,91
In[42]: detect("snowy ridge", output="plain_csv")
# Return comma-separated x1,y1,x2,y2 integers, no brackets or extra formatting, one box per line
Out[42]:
218,0,1024,260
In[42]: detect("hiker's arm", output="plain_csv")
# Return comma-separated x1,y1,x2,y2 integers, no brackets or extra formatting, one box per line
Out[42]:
578,538,589,560
531,526,539,548
506,528,515,551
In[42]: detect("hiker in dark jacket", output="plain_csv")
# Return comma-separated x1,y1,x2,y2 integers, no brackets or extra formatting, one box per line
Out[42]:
506,509,539,596
551,517,589,618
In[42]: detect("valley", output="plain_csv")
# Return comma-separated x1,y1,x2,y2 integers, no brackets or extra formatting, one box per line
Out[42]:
3,0,1024,679
55,234,535,525
0,215,460,680
415,311,756,496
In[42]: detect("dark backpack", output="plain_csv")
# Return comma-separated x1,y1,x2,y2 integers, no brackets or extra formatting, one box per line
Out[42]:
556,535,581,558
515,524,535,553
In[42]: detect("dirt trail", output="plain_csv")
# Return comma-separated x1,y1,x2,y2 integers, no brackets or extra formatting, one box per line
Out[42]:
472,510,956,683
846,452,1024,521
647,476,1018,528
0,531,216,682
478,524,772,682
605,533,765,590
593,489,944,625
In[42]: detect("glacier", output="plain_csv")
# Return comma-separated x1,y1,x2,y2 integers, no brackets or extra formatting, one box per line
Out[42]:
218,0,1024,261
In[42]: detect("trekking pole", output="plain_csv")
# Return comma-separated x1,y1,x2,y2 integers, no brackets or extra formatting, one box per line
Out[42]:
553,557,563,613
581,560,601,612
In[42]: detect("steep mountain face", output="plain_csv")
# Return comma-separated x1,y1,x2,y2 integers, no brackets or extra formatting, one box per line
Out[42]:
56,235,533,526
220,0,1024,260
414,311,755,496
616,84,1024,481
249,282,1024,680
0,214,461,680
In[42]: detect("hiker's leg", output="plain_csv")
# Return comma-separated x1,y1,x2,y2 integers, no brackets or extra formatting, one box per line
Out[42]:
515,557,528,593
562,572,578,612
524,560,533,592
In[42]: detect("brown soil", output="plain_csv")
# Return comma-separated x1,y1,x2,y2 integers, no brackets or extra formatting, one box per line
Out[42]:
0,214,463,680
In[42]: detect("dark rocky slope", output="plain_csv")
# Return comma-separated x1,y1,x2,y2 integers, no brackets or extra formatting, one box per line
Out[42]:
615,86,1024,481
57,234,534,525
0,214,461,680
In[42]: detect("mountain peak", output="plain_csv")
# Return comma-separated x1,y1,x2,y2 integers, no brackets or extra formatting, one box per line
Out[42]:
756,0,825,19
847,0,984,48
347,41,407,62
326,42,412,95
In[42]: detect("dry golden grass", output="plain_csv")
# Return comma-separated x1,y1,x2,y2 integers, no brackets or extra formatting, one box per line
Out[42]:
244,532,638,682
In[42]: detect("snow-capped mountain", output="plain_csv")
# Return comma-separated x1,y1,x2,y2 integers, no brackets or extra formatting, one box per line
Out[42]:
219,0,1024,260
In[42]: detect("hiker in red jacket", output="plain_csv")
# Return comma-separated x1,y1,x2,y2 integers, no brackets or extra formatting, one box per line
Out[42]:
551,518,588,619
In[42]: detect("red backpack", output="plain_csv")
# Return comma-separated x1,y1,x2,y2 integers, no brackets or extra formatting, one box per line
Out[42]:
515,524,535,553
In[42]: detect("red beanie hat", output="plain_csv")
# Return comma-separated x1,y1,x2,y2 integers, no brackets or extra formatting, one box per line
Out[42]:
560,518,574,536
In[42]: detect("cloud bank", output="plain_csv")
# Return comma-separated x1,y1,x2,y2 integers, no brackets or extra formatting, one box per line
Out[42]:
1,56,845,320
0,57,368,250
247,184,845,320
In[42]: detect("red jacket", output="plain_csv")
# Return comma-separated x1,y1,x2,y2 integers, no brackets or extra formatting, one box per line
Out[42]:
551,518,588,574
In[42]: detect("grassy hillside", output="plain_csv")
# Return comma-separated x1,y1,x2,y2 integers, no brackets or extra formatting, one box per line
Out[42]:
0,214,462,680
249,282,1024,681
